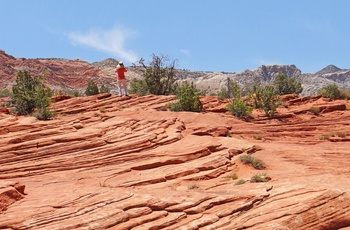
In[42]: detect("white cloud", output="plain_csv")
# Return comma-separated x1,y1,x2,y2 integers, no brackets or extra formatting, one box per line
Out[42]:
69,26,138,63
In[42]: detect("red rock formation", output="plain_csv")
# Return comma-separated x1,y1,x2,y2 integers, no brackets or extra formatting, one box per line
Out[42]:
0,50,114,91
0,94,350,229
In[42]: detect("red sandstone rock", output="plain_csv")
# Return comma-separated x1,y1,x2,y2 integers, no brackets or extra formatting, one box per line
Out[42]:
0,107,9,114
0,50,114,92
0,92,350,229
0,181,25,212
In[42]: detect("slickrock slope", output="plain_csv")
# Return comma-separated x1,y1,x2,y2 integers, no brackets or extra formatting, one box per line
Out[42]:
1,94,350,229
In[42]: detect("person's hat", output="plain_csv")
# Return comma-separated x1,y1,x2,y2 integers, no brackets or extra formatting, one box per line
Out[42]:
117,61,124,69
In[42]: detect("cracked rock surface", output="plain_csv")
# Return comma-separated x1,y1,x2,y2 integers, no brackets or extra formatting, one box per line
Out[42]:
1,94,350,229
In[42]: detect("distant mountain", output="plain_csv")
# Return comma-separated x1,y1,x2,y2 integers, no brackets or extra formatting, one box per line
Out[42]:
1,49,350,96
315,65,342,75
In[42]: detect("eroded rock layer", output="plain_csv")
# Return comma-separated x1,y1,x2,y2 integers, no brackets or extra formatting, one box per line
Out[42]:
1,94,350,229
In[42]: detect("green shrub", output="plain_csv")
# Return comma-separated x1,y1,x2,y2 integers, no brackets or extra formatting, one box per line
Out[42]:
227,98,253,118
318,83,341,100
239,154,266,170
85,80,99,96
249,84,280,117
136,54,178,95
169,102,182,111
33,108,55,120
226,173,238,180
170,83,203,112
234,179,246,185
99,84,110,94
12,70,53,120
250,173,270,183
273,72,303,95
128,79,149,96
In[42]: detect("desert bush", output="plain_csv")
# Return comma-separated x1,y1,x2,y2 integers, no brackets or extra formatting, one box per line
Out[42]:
128,79,149,96
320,131,347,140
318,83,341,100
226,173,238,180
273,72,303,95
12,70,53,119
224,80,253,118
170,83,203,112
239,154,266,170
99,107,106,113
340,88,350,100
136,54,178,95
249,84,280,117
309,106,321,115
85,80,99,96
33,108,55,120
227,98,253,118
250,173,270,183
234,179,246,185
99,84,110,94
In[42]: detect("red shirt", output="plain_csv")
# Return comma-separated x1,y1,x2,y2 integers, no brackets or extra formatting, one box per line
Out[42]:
116,67,127,80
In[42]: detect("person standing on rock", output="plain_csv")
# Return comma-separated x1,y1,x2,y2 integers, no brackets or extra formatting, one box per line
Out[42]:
115,61,128,96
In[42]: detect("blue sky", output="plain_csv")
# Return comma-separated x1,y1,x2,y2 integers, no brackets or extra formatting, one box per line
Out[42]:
1,0,350,73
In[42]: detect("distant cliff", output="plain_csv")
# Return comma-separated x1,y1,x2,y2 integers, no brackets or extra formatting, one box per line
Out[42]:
1,49,349,96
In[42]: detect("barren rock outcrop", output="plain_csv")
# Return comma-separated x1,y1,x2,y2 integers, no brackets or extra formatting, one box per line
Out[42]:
1,93,350,229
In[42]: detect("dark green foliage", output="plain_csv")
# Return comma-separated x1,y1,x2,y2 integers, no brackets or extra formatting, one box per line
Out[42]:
259,85,280,117
248,83,264,109
170,83,203,112
273,72,303,95
85,80,99,96
128,79,149,96
99,84,110,94
33,83,54,120
227,98,253,118
318,83,341,100
249,84,280,117
137,54,178,95
12,70,53,120
225,80,253,118
12,71,37,115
